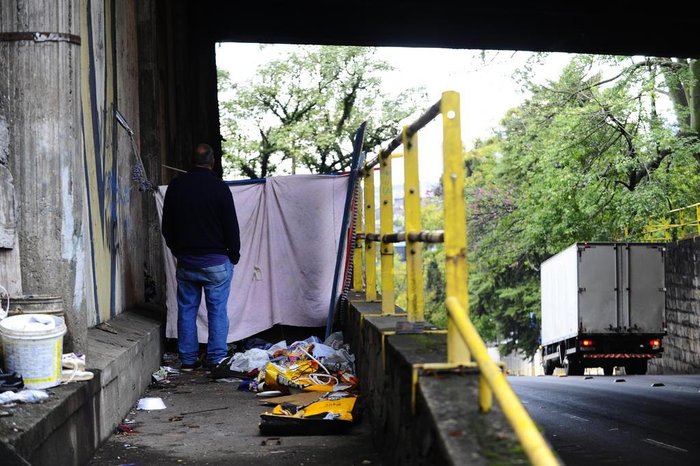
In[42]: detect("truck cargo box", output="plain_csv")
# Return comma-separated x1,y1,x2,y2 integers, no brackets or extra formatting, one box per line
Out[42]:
541,242,665,346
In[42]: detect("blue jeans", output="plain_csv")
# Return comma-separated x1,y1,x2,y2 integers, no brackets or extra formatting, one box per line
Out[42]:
176,261,234,365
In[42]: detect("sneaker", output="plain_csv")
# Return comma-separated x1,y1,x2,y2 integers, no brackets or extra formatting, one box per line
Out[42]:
180,360,202,372
203,358,226,371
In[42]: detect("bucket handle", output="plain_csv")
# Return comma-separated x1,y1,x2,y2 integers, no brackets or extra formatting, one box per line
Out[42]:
0,285,8,320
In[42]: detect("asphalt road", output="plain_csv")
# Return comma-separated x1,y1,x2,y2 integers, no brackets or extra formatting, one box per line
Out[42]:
509,374,700,466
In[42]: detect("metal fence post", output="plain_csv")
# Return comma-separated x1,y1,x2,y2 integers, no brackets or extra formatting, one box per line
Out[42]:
364,168,377,302
380,155,395,314
402,126,425,323
441,90,471,364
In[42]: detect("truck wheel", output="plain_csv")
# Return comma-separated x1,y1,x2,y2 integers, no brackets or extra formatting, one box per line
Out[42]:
565,358,584,376
544,361,555,375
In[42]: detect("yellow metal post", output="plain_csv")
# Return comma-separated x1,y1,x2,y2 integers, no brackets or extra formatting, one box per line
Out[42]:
441,90,470,364
402,127,425,322
446,297,560,466
364,168,377,302
352,182,364,292
380,155,395,314
697,204,700,237
479,374,493,412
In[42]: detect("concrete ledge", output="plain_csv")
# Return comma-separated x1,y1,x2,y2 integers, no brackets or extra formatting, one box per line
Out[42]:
0,307,164,465
341,291,526,465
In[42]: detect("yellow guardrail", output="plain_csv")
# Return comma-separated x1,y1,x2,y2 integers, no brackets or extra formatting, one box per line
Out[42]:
352,90,559,466
446,297,560,466
643,202,700,242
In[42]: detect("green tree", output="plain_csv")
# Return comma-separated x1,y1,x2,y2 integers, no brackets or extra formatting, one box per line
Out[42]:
467,54,700,357
218,45,427,178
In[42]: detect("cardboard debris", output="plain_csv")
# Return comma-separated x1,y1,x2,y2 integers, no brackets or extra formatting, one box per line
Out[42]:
258,394,358,436
258,391,325,406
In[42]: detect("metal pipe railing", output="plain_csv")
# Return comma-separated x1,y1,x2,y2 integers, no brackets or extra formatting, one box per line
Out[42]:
446,297,561,466
364,100,441,171
352,90,559,465
361,230,444,244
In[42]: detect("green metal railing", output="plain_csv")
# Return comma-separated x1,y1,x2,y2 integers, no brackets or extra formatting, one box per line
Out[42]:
352,91,559,466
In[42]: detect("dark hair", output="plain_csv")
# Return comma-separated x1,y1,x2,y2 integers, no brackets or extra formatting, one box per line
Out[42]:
194,143,214,166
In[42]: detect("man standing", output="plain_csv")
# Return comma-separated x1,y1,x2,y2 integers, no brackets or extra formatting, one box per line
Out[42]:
161,143,240,371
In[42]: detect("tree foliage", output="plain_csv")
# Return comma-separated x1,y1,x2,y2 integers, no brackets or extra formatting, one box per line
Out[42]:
218,45,427,179
447,55,700,358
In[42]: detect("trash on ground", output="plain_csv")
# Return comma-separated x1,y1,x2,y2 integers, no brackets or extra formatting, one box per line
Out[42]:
257,391,325,407
136,397,166,410
259,392,358,435
0,389,49,405
152,366,180,382
116,424,138,434
61,352,94,384
0,371,24,393
256,390,284,398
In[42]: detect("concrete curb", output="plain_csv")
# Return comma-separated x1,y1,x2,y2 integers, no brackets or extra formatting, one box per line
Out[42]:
0,307,164,465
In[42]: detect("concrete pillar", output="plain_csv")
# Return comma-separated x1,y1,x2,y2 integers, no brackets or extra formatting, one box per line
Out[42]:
0,1,86,351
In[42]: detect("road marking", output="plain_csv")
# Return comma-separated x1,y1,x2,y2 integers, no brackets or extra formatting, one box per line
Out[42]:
563,413,589,422
643,438,688,453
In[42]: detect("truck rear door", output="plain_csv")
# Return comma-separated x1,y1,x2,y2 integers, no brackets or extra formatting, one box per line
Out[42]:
625,244,665,333
578,244,618,333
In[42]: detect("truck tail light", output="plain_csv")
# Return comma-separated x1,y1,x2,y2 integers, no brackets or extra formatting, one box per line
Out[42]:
650,339,661,348
581,339,594,347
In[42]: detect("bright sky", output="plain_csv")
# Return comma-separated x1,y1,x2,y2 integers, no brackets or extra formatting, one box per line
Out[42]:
215,43,573,192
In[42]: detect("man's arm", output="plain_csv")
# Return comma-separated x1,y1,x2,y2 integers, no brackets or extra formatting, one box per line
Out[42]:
222,187,241,264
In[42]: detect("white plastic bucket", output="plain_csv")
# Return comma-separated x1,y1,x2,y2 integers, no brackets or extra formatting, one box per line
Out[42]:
0,314,67,389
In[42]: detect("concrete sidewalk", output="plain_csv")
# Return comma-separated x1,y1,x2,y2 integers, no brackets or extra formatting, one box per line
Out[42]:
88,365,383,466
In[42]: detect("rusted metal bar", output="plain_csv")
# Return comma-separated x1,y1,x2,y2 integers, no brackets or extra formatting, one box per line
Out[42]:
408,230,444,243
364,100,441,171
363,230,444,244
0,32,81,45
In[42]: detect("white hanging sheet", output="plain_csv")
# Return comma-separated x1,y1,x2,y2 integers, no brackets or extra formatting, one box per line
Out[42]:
156,174,349,343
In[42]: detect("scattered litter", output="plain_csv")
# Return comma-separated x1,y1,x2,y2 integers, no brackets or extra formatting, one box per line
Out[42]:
238,380,259,392
61,352,94,384
0,371,24,392
136,397,166,410
258,391,325,407
259,393,358,435
0,410,12,417
61,353,94,384
256,390,284,398
214,377,242,384
95,322,118,334
116,424,137,434
0,389,49,405
180,406,228,416
152,366,180,383
168,416,184,422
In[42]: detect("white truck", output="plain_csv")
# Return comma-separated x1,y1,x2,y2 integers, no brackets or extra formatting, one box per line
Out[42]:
540,242,666,375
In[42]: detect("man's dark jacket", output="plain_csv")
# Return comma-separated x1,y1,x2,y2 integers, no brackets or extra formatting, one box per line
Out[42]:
162,167,240,264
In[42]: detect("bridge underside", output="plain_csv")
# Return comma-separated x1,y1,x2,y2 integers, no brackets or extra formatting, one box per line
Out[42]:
203,2,696,59
158,1,698,182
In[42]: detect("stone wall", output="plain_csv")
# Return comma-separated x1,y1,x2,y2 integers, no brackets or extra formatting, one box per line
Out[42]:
649,237,700,374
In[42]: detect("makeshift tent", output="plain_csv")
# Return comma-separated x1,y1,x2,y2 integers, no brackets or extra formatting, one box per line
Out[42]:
156,174,351,343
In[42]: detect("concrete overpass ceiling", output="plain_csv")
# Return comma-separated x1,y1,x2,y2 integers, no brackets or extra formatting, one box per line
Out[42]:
201,2,699,58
